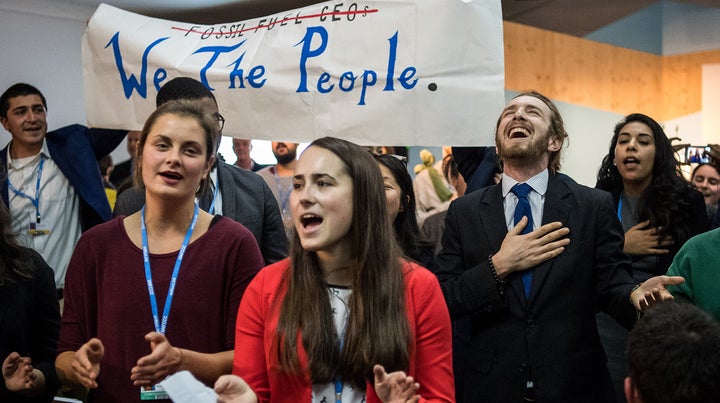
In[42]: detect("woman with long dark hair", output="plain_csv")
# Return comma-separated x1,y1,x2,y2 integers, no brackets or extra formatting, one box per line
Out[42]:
596,113,707,277
233,137,454,403
595,112,708,401
374,153,434,268
0,171,60,402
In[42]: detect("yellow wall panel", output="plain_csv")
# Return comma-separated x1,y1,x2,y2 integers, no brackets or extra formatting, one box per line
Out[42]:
663,50,720,119
504,21,720,121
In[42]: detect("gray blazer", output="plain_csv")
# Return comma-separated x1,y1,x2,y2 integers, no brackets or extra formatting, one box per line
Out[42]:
114,161,288,265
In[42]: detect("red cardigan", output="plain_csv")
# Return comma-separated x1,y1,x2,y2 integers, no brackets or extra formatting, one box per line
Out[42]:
233,258,455,403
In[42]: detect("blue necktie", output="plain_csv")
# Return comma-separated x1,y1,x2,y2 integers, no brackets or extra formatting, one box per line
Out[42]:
511,183,534,298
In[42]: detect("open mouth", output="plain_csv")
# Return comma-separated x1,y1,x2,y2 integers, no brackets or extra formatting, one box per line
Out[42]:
508,127,530,139
623,157,640,165
300,214,323,228
159,171,182,180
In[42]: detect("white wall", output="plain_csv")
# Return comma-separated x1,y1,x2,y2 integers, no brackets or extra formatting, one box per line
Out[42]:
556,101,624,186
701,64,720,146
0,1,131,163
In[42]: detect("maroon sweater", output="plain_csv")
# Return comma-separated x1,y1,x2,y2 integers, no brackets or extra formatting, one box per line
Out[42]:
58,216,264,403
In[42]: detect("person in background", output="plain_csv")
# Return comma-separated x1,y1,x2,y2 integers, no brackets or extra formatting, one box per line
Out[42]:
55,100,264,403
0,83,126,296
113,77,287,266
708,145,720,228
451,147,501,195
110,130,141,191
422,154,467,256
419,153,469,395
666,225,720,321
256,141,299,233
625,301,720,403
413,147,455,225
433,91,682,402
690,162,720,226
0,176,60,403
232,138,267,172
233,137,454,403
595,113,708,402
374,153,434,269
596,113,708,280
98,155,117,211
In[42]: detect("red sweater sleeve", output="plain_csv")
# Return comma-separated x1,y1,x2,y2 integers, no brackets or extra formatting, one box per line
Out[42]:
365,262,455,403
405,263,455,403
233,261,295,402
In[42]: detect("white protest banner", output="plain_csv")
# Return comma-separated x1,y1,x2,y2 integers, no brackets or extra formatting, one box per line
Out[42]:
82,0,504,146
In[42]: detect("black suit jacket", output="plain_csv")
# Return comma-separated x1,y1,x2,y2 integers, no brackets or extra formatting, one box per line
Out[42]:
434,173,636,403
0,249,60,403
109,159,132,188
113,161,288,265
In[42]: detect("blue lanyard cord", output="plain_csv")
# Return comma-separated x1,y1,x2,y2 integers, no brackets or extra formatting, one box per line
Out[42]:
7,158,45,223
617,193,623,221
335,377,343,403
334,302,350,403
140,203,199,334
334,337,345,403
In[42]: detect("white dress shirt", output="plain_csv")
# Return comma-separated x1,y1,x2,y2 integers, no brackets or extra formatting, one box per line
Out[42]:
7,139,81,288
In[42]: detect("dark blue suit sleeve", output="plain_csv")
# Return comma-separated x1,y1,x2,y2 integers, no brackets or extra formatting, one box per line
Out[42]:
87,128,128,160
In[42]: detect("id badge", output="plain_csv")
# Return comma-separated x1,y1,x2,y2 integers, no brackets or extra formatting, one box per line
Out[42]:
140,384,169,400
28,221,50,236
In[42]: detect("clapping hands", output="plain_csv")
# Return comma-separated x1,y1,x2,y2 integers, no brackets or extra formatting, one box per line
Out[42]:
3,352,42,394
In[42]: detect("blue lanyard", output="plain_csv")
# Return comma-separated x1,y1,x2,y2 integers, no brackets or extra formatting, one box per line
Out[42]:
334,337,345,403
334,377,343,402
617,193,623,221
8,158,45,224
334,308,350,403
140,203,199,334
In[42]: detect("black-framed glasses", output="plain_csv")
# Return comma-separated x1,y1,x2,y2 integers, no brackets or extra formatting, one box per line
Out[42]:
215,113,225,131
